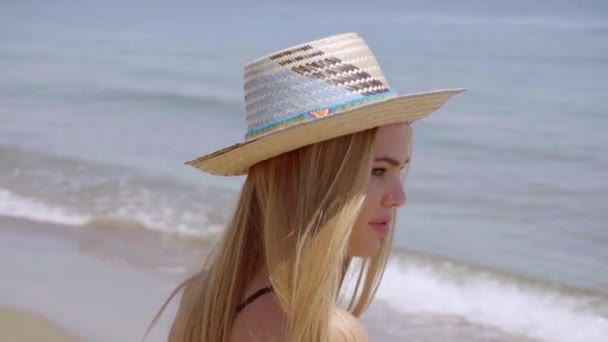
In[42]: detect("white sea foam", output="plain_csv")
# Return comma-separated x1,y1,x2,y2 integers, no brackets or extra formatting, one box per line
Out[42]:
376,257,608,342
0,189,89,226
0,187,222,238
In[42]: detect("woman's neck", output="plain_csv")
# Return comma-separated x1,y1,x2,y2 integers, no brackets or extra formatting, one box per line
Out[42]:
247,262,271,293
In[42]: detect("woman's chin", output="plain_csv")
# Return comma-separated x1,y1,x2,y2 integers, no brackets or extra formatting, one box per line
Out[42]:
348,239,383,258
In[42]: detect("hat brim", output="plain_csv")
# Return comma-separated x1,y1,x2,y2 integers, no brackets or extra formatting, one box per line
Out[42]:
185,88,464,176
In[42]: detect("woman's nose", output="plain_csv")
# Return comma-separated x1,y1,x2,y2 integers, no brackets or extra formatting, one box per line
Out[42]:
382,185,406,208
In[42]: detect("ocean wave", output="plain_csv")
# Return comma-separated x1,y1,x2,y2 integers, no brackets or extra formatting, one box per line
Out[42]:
375,254,608,342
0,186,226,237
0,145,233,238
0,189,89,226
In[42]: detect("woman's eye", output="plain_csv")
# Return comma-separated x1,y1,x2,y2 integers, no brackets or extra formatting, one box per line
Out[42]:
372,168,386,176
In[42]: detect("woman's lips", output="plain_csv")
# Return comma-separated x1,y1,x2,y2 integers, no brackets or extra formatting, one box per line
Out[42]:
369,217,391,235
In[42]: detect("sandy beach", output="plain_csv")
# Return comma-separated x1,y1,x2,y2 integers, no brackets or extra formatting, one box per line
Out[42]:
0,306,80,342
0,215,192,342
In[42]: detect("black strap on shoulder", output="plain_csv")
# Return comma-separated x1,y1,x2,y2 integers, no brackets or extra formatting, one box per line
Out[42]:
235,286,274,314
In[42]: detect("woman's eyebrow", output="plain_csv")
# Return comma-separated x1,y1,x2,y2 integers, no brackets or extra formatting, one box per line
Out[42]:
374,156,410,167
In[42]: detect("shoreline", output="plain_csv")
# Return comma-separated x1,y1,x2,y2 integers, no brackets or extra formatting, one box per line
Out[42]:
1,214,606,341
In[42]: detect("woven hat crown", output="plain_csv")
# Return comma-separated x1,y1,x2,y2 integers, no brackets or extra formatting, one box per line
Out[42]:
185,32,464,176
242,33,398,140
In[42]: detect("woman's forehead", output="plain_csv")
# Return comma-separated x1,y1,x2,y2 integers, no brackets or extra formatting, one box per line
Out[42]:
373,124,411,161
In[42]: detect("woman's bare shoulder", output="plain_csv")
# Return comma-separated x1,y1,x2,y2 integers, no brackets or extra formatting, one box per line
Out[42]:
330,307,369,342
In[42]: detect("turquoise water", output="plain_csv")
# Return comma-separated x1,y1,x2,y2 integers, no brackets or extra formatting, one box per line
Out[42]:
1,1,607,340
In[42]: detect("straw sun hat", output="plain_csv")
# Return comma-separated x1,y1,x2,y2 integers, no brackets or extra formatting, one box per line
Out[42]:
186,32,464,176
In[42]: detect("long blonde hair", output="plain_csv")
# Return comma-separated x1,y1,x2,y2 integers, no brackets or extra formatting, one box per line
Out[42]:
148,126,409,341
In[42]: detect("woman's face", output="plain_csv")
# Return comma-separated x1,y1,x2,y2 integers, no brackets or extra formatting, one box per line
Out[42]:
348,123,410,257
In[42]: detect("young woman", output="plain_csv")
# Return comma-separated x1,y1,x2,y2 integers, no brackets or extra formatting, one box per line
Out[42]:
149,32,463,341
